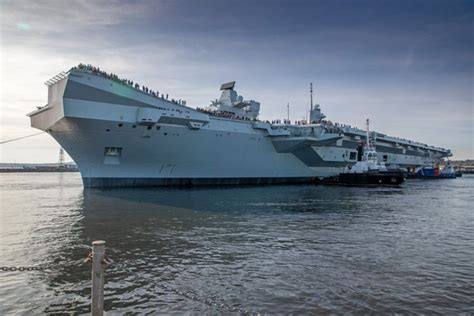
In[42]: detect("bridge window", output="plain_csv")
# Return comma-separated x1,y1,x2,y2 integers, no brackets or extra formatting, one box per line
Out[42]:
349,152,357,160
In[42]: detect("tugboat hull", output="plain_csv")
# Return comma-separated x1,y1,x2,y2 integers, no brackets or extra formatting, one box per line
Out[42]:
338,170,405,186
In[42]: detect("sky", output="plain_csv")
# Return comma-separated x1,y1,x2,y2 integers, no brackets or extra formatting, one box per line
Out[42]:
0,0,473,162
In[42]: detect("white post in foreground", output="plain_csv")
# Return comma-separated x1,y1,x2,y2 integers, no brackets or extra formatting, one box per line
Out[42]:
91,240,105,316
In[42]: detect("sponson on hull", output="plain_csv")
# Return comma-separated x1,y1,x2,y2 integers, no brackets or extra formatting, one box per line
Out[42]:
28,65,452,187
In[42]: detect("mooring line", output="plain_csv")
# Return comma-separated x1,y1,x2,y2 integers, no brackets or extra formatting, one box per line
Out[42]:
0,131,45,145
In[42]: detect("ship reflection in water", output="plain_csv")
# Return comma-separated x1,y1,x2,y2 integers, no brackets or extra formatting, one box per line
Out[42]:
0,173,473,314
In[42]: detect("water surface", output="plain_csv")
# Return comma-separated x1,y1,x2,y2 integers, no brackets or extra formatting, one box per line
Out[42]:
0,173,473,314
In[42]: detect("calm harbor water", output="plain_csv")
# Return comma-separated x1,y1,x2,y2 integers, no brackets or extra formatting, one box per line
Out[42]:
0,173,473,314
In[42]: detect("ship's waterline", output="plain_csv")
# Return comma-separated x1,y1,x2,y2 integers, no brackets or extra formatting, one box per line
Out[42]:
28,66,451,187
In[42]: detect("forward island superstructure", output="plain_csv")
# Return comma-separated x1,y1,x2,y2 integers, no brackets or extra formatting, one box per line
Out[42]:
28,65,451,187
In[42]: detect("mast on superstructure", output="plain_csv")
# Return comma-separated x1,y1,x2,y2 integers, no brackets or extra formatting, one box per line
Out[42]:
366,119,371,148
308,82,325,124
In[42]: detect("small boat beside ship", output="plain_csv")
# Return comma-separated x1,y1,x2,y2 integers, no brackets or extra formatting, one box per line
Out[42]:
409,161,460,179
412,165,440,178
338,119,406,186
440,161,457,178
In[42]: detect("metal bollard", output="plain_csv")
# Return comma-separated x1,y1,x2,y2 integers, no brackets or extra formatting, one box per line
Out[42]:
91,240,105,316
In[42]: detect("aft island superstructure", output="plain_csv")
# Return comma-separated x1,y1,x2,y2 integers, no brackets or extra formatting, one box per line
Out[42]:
28,65,451,187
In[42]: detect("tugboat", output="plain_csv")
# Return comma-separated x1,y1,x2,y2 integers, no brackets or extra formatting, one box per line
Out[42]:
440,161,457,178
410,164,440,178
409,161,459,179
338,119,406,186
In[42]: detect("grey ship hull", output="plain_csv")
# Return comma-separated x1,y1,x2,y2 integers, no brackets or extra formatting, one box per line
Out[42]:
28,69,451,187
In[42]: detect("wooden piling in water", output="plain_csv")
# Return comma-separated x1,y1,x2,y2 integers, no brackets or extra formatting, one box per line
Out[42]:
91,240,105,316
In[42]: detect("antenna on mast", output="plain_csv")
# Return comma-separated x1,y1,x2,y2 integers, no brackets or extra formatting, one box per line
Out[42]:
287,102,290,122
310,83,313,112
366,119,370,147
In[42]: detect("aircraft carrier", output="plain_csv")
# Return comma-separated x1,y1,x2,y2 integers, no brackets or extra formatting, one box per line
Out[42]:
28,65,451,187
